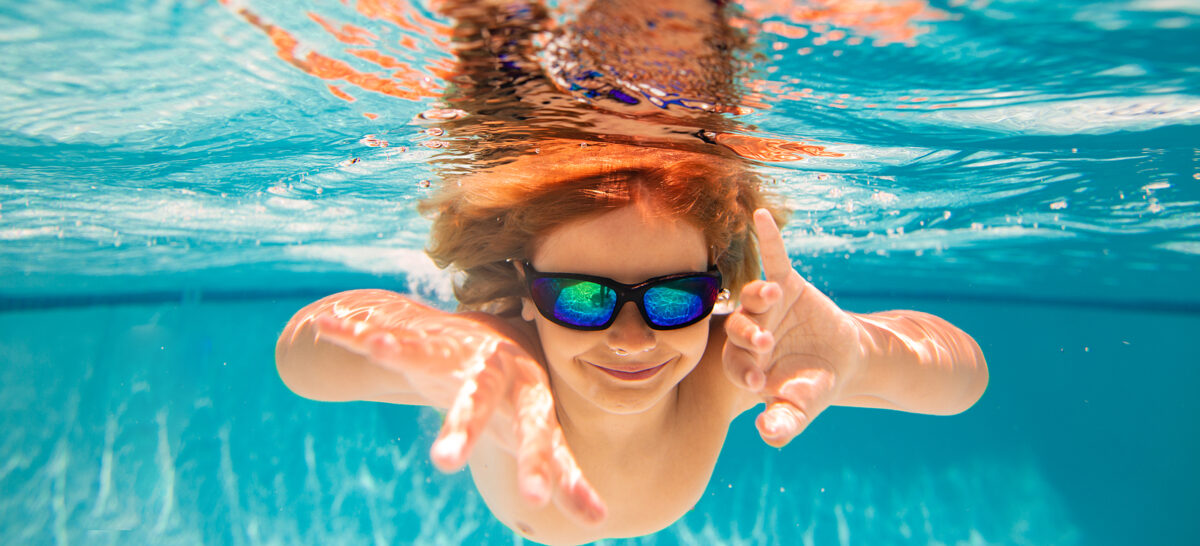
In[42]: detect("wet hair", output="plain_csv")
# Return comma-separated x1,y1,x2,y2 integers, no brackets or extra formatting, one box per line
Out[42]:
418,140,788,315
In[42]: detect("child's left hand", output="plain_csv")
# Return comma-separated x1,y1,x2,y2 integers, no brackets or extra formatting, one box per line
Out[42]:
722,209,868,448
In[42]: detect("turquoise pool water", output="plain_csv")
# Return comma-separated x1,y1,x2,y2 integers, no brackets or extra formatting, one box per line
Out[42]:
2,0,1198,544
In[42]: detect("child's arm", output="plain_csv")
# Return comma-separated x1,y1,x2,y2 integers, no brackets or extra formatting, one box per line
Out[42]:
722,210,988,446
839,310,988,415
276,290,431,405
276,289,606,523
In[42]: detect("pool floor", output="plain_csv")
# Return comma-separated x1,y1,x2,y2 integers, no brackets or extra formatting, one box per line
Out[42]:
1,296,1195,544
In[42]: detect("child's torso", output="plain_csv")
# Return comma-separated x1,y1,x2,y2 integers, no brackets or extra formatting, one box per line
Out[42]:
468,315,745,544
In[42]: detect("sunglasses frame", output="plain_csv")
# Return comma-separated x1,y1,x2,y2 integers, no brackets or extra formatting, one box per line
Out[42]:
520,260,725,331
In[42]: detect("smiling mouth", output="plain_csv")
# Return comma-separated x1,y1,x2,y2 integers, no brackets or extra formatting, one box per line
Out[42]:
590,360,671,381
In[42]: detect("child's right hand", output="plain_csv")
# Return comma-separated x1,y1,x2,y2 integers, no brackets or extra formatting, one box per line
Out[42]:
310,291,607,524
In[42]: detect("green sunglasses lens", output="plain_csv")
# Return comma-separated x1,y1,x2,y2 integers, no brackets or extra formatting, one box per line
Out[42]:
531,278,617,328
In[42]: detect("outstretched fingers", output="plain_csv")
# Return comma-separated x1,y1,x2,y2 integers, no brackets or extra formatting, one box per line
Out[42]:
723,209,811,392
512,378,607,524
723,313,770,390
723,279,782,390
753,209,794,284
740,278,783,316
513,379,556,506
430,359,507,472
551,436,607,526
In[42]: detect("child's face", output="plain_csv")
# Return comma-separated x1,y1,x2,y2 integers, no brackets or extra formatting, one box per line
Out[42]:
522,201,712,415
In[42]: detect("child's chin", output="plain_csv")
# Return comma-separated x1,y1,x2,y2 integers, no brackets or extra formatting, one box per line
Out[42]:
587,369,682,414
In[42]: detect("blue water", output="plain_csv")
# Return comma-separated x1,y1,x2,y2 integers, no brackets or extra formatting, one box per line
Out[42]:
2,0,1199,544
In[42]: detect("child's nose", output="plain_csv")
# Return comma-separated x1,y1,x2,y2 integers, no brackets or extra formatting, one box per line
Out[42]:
606,302,656,355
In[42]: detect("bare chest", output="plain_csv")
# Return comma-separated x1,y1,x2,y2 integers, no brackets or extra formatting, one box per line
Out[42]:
468,405,731,545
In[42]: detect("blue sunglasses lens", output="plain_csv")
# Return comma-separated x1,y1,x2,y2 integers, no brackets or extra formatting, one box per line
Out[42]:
644,276,720,327
530,278,617,328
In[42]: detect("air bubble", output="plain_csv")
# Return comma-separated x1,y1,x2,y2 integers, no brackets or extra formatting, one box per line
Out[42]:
361,135,389,147
416,108,467,121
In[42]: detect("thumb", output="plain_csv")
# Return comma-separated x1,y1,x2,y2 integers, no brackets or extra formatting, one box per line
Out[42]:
755,366,837,447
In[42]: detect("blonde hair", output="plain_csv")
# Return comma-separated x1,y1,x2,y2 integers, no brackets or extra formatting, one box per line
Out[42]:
419,140,788,314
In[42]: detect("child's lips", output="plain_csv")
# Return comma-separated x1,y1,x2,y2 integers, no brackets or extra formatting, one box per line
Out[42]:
589,359,671,381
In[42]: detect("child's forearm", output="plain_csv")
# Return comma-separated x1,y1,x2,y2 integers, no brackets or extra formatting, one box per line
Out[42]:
275,290,428,405
839,311,988,415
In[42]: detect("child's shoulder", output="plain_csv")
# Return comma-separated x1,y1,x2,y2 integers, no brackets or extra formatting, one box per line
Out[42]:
679,315,758,424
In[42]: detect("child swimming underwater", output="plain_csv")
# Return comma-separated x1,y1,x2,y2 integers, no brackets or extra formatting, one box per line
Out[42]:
276,2,988,545
276,143,987,546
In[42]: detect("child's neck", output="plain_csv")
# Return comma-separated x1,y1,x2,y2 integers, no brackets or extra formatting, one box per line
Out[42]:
552,380,679,451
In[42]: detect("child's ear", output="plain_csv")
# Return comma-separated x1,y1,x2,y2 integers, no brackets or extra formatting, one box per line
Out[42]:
510,259,537,322
521,298,536,322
